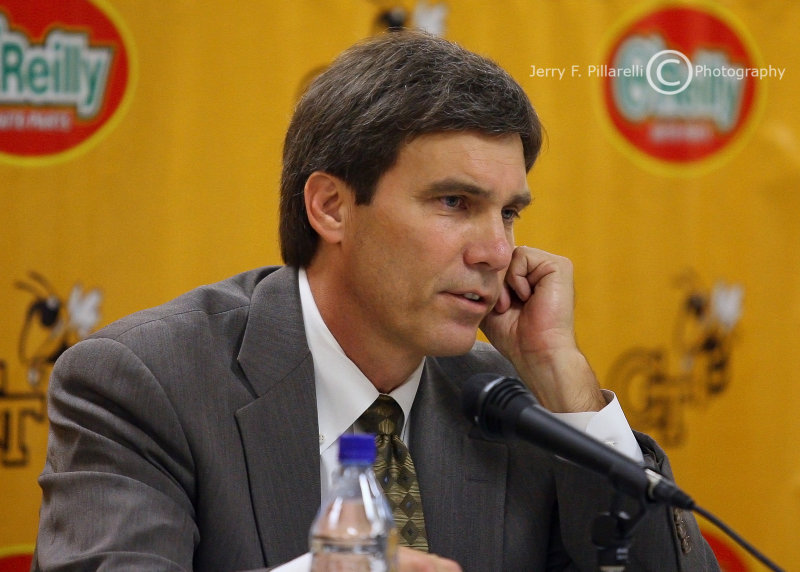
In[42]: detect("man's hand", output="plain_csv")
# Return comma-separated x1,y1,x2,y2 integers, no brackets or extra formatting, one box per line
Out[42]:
481,247,605,413
398,547,461,571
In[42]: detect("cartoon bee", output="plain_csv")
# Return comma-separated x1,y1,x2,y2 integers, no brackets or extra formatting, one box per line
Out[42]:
14,271,102,389
368,1,448,35
609,271,743,445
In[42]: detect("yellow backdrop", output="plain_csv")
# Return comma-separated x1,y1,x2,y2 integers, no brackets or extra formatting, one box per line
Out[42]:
2,1,798,570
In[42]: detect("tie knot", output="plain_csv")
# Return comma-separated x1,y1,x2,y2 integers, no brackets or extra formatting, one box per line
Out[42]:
358,394,404,437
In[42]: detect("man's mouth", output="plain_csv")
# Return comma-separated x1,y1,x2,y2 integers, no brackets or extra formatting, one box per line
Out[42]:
448,290,494,307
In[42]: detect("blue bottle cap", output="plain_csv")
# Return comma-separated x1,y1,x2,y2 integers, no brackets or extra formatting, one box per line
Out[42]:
339,433,377,464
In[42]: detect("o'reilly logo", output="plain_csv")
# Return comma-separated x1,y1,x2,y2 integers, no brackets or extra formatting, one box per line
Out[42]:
612,37,746,134
0,1,135,166
0,14,112,120
602,5,764,174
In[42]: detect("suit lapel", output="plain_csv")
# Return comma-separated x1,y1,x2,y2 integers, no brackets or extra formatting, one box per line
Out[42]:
411,360,508,570
234,267,321,565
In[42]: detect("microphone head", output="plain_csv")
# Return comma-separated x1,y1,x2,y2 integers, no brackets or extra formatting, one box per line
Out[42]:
462,373,505,422
462,373,536,438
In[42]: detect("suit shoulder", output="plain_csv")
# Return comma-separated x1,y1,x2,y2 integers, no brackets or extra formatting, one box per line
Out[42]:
89,266,282,342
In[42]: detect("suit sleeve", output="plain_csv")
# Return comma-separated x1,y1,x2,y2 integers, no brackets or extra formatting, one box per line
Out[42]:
33,337,199,571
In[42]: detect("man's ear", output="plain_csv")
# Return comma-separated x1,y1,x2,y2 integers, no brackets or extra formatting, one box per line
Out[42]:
304,171,351,244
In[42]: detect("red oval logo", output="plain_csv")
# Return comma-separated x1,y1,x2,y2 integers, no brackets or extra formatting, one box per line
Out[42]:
0,0,135,166
601,4,765,175
0,546,33,572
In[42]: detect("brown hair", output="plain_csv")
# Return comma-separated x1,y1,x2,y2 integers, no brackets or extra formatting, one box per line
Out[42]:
280,31,543,267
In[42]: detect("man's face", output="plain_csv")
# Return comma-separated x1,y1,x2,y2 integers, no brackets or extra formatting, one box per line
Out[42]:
337,131,531,359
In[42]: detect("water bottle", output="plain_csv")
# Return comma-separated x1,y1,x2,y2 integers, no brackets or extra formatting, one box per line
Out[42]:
310,433,398,572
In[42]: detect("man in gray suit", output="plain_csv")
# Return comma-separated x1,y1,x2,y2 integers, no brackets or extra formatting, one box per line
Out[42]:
33,32,719,571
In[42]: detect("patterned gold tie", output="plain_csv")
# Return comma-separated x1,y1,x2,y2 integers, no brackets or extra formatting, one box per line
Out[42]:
358,394,429,551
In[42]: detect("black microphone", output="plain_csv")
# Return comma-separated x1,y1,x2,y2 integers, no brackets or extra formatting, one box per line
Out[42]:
462,373,694,509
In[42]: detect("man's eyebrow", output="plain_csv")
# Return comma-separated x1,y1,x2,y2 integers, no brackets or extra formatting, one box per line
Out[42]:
422,178,532,207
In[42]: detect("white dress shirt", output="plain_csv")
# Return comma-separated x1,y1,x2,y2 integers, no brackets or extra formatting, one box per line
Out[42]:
276,269,643,571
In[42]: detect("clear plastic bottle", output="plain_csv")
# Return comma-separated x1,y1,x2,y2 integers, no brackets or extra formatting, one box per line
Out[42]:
310,433,398,572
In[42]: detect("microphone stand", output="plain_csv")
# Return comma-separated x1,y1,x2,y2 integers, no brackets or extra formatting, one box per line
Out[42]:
462,373,786,570
591,491,649,572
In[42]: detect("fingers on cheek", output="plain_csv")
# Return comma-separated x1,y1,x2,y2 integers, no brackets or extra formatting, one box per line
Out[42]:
494,287,511,313
507,273,532,301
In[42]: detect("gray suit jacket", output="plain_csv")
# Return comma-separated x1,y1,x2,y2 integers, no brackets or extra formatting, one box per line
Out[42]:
34,266,718,571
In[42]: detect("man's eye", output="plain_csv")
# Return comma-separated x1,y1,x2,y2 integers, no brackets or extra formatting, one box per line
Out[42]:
502,208,520,222
441,196,464,209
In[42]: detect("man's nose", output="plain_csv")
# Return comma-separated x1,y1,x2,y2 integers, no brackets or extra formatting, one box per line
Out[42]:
463,217,513,271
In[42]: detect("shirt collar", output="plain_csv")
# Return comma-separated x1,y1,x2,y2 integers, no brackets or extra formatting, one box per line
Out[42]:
298,268,423,454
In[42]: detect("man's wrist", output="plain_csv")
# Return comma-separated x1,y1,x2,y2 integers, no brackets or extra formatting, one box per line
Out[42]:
518,348,605,413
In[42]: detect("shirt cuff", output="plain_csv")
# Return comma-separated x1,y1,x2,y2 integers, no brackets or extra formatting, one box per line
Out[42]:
551,389,644,463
